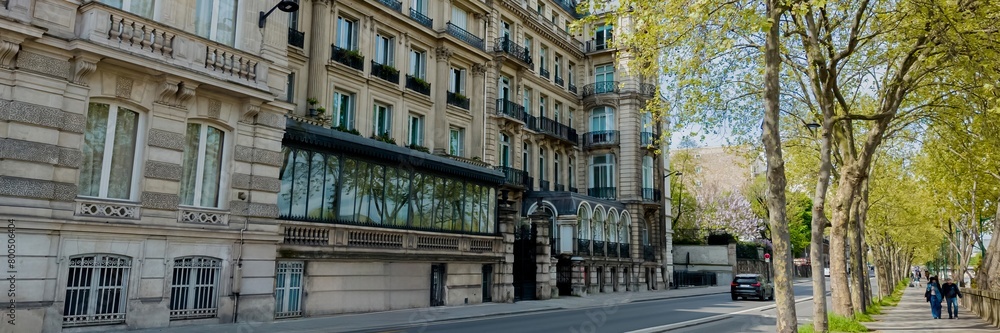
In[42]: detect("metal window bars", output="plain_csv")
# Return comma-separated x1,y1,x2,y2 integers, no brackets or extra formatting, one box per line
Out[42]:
275,261,304,318
169,257,222,320
63,254,132,327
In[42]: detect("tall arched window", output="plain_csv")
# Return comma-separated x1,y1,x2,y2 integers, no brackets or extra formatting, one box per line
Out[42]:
589,154,616,200
620,212,631,245
79,102,143,200
577,204,590,240
641,220,651,245
607,209,619,243
590,106,615,131
554,153,561,187
180,123,228,208
593,207,606,241
499,133,510,167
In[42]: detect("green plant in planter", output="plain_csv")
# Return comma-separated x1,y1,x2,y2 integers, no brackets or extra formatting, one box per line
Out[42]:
454,93,468,101
383,64,399,76
306,97,318,106
345,49,363,61
316,107,326,115
407,143,430,153
371,133,396,145
412,76,431,90
334,125,361,136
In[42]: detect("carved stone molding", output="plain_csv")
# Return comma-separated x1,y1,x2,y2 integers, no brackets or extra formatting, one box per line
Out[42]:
115,76,134,99
154,78,179,105
154,76,198,108
175,82,196,106
0,40,19,69
435,46,453,62
472,63,488,77
69,55,99,85
240,103,261,124
206,99,222,119
17,51,69,79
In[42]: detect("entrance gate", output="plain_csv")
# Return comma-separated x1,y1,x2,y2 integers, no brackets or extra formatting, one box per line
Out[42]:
557,257,573,295
513,223,537,301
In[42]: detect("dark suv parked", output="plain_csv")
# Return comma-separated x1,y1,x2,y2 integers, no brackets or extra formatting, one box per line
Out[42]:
730,273,773,301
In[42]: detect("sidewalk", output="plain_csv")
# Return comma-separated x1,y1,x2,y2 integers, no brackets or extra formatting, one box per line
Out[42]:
866,282,999,332
122,285,734,333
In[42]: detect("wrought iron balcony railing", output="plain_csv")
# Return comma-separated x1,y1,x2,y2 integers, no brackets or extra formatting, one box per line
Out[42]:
447,91,470,109
582,130,619,148
493,37,532,66
288,28,305,48
569,83,578,94
555,183,565,192
577,239,591,256
447,22,484,50
620,243,630,258
585,40,612,53
540,67,550,79
409,8,433,28
331,45,364,71
371,60,399,84
376,0,402,12
593,240,606,256
496,99,527,122
607,242,619,257
530,115,578,144
495,166,530,188
554,76,564,87
405,75,430,96
588,187,616,200
640,83,657,97
643,245,656,262
642,188,662,202
641,131,656,147
539,180,550,191
582,81,620,97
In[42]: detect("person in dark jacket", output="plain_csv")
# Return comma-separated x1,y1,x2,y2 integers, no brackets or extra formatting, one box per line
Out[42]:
926,276,943,319
942,278,963,319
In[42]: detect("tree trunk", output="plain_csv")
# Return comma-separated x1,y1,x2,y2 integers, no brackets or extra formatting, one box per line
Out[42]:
849,194,865,314
810,117,834,331
762,1,796,330
858,180,871,306
829,172,856,316
975,195,1000,290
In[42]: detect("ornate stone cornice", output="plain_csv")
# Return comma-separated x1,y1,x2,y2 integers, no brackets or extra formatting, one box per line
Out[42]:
498,0,585,58
435,46,453,62
472,63,488,77
69,55,99,85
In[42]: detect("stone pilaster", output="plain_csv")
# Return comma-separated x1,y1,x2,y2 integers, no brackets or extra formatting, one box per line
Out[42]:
306,0,332,112
532,219,551,300
549,257,559,299
571,257,587,296
432,47,453,152
496,198,518,303
471,63,487,158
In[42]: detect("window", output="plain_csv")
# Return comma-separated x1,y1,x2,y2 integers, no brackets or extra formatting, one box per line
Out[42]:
539,96,546,117
642,112,653,131
595,24,613,50
568,108,575,127
524,36,533,54
194,0,237,46
79,102,141,200
375,33,394,65
568,63,575,85
450,127,465,157
410,49,427,79
554,102,561,122
333,91,355,129
288,6,299,30
537,3,545,14
501,20,512,39
414,0,428,13
589,154,615,188
551,11,557,24
554,54,562,78
595,64,615,82
275,261,304,318
169,257,222,320
450,67,467,94
569,158,575,187
373,102,393,137
695,166,703,174
63,254,132,327
539,148,546,181
336,16,358,50
408,114,424,146
285,72,295,103
590,106,615,131
523,87,532,111
499,133,510,167
523,143,531,172
451,5,468,29
554,153,561,185
540,45,548,70
180,123,226,208
642,156,654,188
101,0,153,17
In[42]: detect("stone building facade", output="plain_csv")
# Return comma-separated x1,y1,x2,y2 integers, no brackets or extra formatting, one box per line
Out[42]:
0,0,673,332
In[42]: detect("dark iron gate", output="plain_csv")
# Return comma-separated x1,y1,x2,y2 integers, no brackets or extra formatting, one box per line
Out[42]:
557,256,573,296
430,264,446,306
482,264,493,302
513,223,537,301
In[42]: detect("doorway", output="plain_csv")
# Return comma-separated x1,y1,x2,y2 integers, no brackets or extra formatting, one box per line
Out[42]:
482,264,493,302
431,263,446,306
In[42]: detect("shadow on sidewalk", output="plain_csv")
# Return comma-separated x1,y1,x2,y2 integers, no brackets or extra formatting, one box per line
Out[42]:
865,283,999,332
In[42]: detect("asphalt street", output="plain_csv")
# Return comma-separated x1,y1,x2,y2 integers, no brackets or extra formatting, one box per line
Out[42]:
360,282,826,333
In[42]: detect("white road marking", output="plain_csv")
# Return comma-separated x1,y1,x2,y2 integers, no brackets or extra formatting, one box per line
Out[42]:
624,296,816,333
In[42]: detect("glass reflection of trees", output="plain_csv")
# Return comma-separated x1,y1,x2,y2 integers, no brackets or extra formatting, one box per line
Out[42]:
278,147,497,234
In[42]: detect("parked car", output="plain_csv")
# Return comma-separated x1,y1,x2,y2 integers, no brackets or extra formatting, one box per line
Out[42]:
730,274,774,301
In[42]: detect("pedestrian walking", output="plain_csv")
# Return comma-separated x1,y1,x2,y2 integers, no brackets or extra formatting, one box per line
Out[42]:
942,278,963,319
925,276,944,319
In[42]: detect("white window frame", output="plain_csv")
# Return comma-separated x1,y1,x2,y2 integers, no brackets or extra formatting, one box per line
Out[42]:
373,102,393,137
336,16,359,50
568,63,575,86
333,91,356,129
540,45,548,70
554,54,562,78
180,123,228,208
590,106,615,131
539,95,546,117
450,127,465,157
286,72,296,103
78,102,144,201
642,156,654,188
409,49,427,79
275,261,304,318
569,158,575,188
63,254,132,327
595,24,613,49
554,102,561,123
408,113,424,146
499,133,511,167
523,143,531,173
194,0,238,46
102,0,154,17
288,6,299,30
539,148,546,181
451,5,468,29
589,154,615,188
169,257,222,320
595,64,615,83
375,33,394,66
450,67,467,94
554,153,561,186
523,87,532,111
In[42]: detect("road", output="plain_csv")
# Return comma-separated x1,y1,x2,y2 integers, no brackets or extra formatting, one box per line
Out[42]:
359,281,830,333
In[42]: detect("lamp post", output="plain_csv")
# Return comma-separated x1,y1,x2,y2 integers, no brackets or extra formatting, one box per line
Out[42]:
259,0,301,28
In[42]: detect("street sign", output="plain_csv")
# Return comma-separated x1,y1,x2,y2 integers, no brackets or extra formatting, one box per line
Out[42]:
764,253,771,260
766,258,771,263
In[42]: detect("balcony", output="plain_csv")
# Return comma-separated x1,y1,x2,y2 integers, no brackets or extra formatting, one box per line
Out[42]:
288,28,305,48
582,81,620,97
643,245,656,262
77,3,267,90
555,76,564,87
578,239,591,256
585,40,612,53
493,37,532,67
406,75,431,96
371,61,400,84
409,8,433,28
640,83,657,97
641,188,662,202
588,187,616,200
376,0,402,12
539,180,550,191
331,46,364,71
641,131,656,147
582,130,620,148
447,23,484,50
554,0,584,18
569,83,578,94
620,243,630,258
447,91,470,109
593,240,606,256
281,223,500,254
496,99,527,122
495,166,530,188
540,68,550,79
607,242,619,257
555,184,565,192
531,116,578,144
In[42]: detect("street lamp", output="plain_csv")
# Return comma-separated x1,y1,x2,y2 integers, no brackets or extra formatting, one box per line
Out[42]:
259,0,300,28
803,121,820,136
